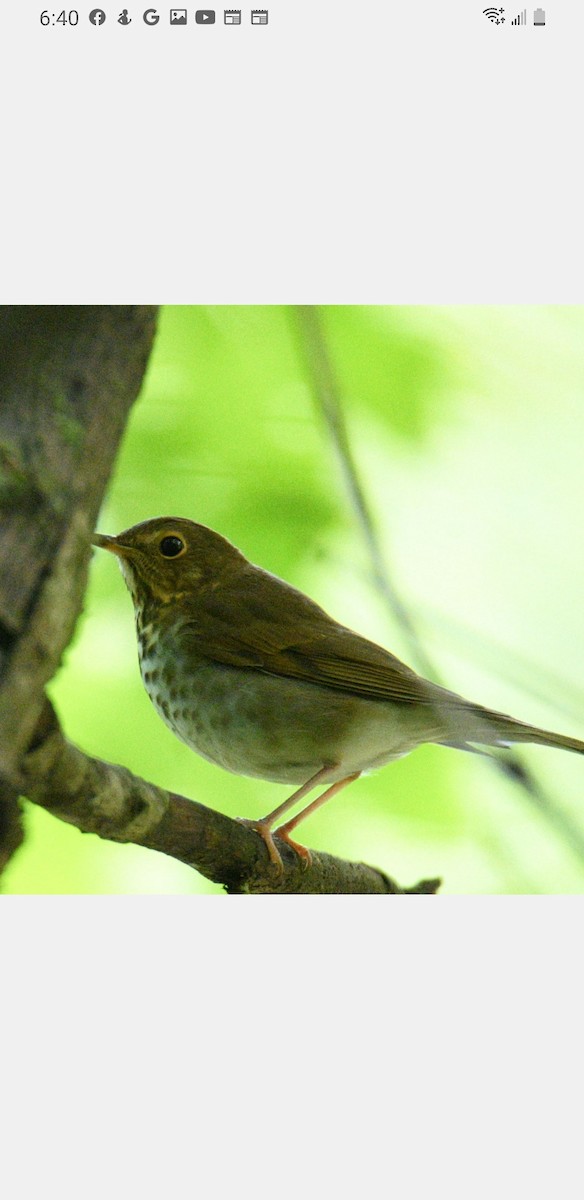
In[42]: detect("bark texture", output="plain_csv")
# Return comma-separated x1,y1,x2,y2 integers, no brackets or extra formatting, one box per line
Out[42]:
0,305,158,866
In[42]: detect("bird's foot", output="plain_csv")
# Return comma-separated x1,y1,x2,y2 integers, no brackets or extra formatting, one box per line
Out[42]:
236,818,285,872
273,823,312,870
236,818,312,872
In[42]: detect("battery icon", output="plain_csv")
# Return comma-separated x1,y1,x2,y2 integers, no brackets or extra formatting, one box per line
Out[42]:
534,8,545,23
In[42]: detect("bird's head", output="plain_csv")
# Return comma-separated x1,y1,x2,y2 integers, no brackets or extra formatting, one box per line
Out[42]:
92,517,245,606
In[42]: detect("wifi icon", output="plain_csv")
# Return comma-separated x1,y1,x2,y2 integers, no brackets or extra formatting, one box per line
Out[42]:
483,6,505,22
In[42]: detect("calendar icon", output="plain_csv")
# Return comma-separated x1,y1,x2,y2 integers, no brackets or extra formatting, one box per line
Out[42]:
251,9,268,23
224,9,241,21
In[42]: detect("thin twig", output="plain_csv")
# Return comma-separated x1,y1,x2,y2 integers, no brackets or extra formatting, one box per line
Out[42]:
294,305,437,680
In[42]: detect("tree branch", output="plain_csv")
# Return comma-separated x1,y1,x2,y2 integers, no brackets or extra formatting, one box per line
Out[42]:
21,700,440,895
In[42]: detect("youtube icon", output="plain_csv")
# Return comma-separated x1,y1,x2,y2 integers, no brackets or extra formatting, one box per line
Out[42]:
195,9,215,21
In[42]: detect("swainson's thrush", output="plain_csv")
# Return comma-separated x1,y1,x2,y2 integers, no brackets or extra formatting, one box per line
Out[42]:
93,518,584,868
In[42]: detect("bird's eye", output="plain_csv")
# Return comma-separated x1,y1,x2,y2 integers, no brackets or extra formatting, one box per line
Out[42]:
159,535,185,558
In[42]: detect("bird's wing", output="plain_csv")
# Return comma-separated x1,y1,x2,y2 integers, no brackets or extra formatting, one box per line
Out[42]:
179,567,466,709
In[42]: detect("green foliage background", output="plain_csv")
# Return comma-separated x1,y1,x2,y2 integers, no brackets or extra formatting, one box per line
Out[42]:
5,305,584,893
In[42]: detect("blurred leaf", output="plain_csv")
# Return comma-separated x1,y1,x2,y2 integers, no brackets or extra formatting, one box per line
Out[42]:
317,306,457,441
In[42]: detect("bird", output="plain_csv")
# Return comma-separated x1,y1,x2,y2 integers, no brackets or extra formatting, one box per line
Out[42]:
92,517,584,869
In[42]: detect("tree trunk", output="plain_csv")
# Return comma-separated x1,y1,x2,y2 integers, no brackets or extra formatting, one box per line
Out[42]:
0,305,159,871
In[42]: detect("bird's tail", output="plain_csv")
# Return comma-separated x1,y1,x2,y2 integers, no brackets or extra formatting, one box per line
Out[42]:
434,697,584,756
485,716,584,755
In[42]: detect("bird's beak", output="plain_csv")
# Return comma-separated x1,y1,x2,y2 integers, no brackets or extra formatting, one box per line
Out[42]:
92,533,132,558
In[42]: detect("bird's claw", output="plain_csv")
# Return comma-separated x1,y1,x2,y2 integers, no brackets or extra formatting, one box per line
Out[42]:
273,825,312,871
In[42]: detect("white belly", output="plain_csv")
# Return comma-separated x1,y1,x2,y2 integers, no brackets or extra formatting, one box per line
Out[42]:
139,652,418,785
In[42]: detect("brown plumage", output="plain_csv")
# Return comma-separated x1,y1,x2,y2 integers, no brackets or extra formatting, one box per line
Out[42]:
93,517,584,868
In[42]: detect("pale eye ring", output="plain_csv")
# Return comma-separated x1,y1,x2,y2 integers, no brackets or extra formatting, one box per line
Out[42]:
159,535,185,558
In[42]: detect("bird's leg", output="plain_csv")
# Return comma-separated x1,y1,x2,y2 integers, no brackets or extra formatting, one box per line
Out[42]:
275,773,361,866
237,768,338,873
239,768,361,871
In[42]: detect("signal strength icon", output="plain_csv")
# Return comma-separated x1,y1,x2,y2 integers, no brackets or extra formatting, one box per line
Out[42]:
483,8,505,24
511,8,526,21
